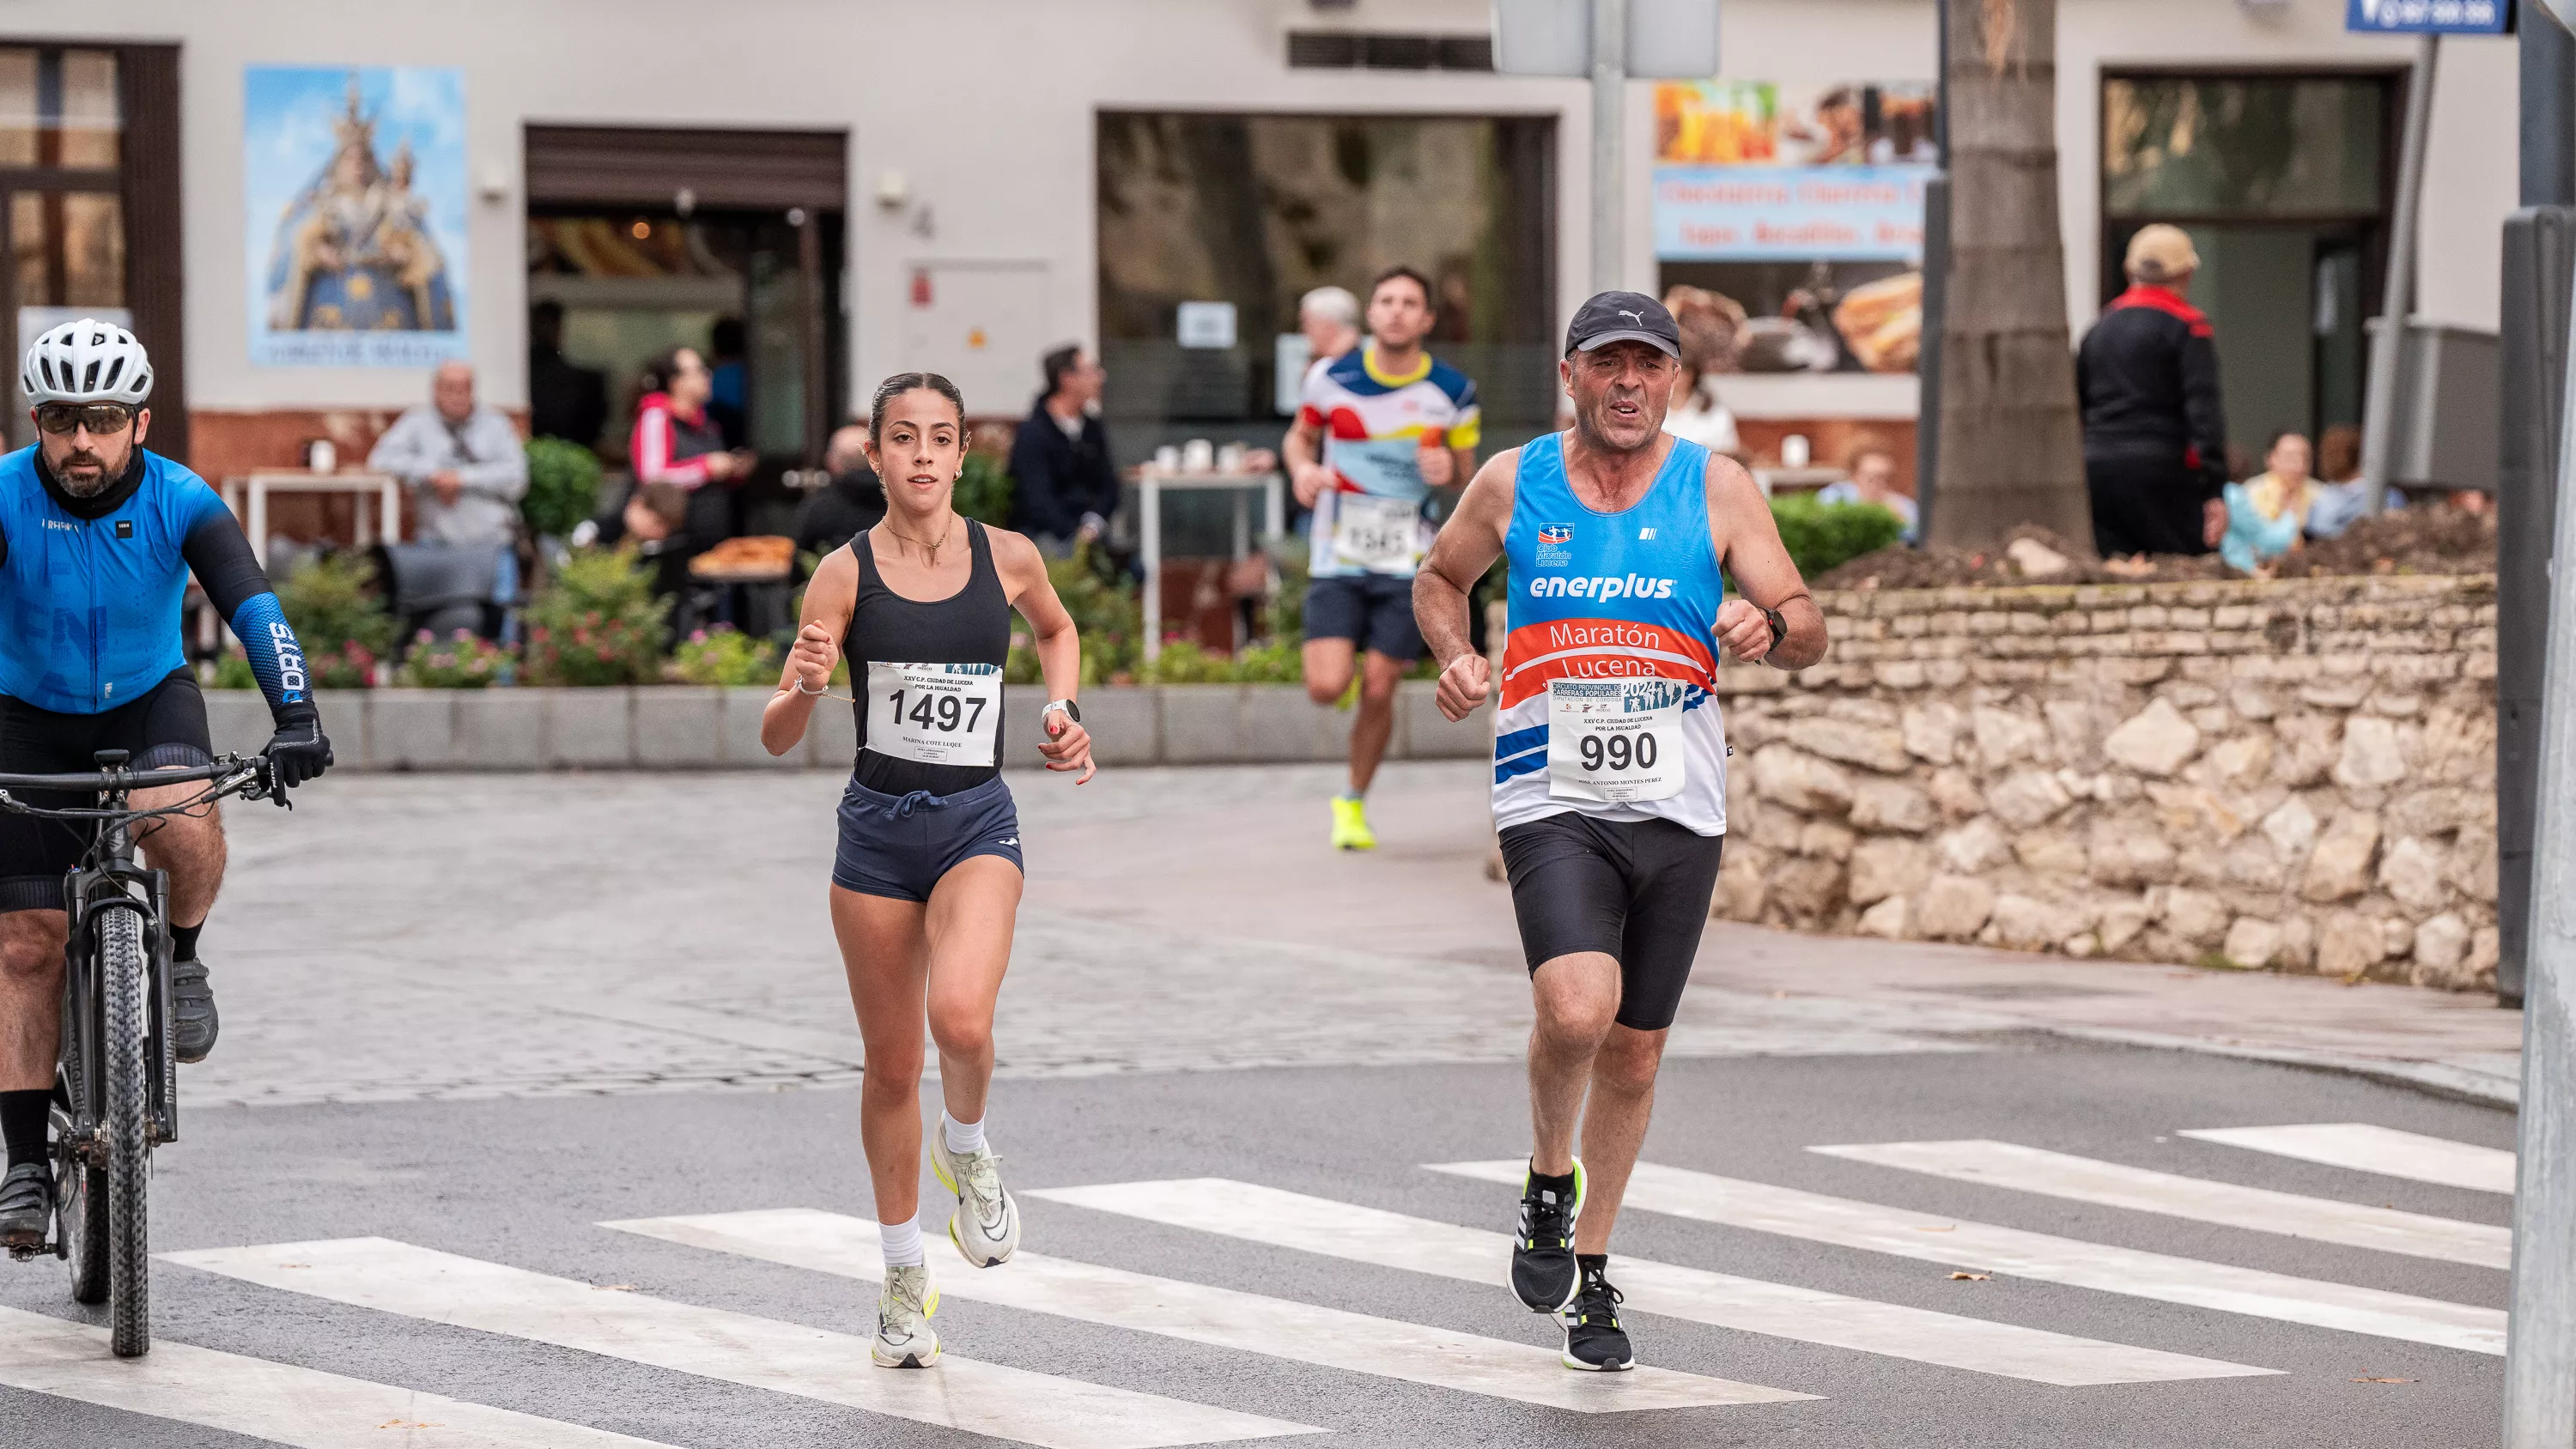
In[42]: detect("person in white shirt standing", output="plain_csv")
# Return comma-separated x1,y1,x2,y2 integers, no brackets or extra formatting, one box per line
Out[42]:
367,361,528,548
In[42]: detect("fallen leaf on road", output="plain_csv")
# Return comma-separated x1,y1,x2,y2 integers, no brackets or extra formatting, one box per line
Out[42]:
1947,1271,1990,1281
2352,1377,2414,1385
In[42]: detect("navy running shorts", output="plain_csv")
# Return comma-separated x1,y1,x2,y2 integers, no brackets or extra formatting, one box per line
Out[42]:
832,775,1024,903
1303,573,1425,661
1496,810,1725,1033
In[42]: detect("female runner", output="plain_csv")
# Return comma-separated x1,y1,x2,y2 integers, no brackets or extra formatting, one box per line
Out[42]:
762,372,1096,1368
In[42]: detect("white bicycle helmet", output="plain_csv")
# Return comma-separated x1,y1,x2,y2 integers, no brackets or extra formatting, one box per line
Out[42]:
21,317,152,407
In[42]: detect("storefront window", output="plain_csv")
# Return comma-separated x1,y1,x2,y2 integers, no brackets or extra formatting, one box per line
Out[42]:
2100,71,2395,470
1097,112,1557,458
2103,76,2383,220
0,45,132,446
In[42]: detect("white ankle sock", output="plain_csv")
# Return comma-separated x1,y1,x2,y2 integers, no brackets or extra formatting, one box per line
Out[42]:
879,1214,925,1268
944,1113,986,1156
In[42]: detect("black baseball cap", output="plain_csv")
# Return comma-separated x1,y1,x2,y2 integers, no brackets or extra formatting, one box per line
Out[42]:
1565,291,1680,358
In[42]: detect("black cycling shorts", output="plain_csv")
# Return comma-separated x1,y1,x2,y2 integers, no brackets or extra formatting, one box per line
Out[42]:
0,669,212,913
1303,573,1425,662
1498,810,1725,1033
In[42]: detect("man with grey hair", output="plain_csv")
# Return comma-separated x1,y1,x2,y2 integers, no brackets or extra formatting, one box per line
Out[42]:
368,360,529,547
1298,285,1361,388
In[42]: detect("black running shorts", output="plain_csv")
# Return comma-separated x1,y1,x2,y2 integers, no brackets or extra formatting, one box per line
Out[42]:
1303,573,1425,661
0,669,214,912
1497,810,1725,1033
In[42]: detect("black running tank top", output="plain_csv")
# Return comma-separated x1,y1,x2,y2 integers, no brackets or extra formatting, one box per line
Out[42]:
844,520,1012,795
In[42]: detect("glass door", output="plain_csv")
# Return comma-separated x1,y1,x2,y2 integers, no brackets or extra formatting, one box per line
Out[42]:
0,45,128,448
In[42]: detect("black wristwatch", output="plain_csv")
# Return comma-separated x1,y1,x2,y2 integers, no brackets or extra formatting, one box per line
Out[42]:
1761,606,1788,655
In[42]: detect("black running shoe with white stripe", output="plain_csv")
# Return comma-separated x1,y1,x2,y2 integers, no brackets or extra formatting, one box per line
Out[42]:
1560,1256,1634,1371
1510,1158,1585,1312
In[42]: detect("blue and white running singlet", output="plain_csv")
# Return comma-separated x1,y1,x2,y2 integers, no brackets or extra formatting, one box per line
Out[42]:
1491,433,1728,836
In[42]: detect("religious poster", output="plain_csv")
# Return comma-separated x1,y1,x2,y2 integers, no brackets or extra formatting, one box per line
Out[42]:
244,66,467,367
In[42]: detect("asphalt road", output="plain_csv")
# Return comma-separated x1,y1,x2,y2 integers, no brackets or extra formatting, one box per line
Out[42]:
0,1040,2511,1448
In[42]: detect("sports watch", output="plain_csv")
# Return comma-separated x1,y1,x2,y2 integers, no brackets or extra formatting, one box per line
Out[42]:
1760,606,1788,655
1042,699,1083,724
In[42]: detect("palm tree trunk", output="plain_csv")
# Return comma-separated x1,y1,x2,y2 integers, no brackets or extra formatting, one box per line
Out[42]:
1928,0,2092,550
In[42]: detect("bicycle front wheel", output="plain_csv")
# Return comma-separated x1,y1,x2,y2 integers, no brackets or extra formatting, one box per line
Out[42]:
95,902,150,1356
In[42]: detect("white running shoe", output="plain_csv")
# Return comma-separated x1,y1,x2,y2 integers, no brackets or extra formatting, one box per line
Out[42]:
929,1119,1022,1268
872,1263,940,1367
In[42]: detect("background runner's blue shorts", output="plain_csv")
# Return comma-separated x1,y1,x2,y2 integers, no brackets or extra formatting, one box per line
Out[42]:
1304,573,1425,660
832,776,1024,902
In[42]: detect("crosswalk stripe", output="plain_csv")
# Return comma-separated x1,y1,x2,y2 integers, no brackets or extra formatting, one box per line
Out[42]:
1812,1140,2511,1270
162,1237,1318,1449
2178,1124,2517,1196
0,1304,676,1449
1431,1160,2506,1357
605,1207,1807,1412
1028,1179,2275,1385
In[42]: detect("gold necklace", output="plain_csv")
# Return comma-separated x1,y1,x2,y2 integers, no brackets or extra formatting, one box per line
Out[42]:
885,512,958,563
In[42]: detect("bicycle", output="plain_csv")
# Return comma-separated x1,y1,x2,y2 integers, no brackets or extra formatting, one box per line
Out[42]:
0,749,283,1357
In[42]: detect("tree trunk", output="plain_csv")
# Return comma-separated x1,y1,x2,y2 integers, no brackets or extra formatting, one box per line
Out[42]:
1928,0,2092,551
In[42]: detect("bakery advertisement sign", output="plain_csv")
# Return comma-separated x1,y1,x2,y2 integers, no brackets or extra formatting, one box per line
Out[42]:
1652,81,1938,263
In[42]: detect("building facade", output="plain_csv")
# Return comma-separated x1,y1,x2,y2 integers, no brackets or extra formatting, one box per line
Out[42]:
0,0,2518,501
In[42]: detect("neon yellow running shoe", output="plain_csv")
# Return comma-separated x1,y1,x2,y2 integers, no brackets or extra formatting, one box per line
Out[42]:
1330,796,1377,851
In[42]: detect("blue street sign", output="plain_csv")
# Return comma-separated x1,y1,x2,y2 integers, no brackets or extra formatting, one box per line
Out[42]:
2345,0,2513,33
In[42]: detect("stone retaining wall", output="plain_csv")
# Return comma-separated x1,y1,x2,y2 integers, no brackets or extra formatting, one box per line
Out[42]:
1711,574,2501,992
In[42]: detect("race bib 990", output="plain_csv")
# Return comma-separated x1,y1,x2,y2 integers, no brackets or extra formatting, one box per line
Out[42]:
1546,678,1687,803
866,661,1002,767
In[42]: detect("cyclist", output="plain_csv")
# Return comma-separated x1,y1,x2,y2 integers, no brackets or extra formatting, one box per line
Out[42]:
761,372,1095,1369
1413,292,1825,1370
0,319,333,1250
1283,265,1479,851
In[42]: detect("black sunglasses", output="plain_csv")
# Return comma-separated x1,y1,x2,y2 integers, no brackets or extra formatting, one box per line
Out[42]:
35,403,135,436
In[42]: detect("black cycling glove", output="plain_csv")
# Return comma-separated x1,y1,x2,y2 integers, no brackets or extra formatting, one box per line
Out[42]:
264,715,335,789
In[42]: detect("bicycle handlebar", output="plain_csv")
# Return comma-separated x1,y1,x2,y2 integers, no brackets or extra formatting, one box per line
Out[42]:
0,753,276,810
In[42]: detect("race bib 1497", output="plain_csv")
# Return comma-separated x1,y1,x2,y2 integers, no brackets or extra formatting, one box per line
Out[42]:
866,661,1003,767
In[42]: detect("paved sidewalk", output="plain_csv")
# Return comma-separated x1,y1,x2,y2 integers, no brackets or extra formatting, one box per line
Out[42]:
198,761,2521,1108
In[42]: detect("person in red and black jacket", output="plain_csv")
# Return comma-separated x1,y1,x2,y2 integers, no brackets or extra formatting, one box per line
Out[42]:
2076,225,2230,558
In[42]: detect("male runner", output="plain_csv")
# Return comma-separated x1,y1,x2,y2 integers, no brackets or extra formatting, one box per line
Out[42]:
1414,292,1826,1370
1284,265,1479,851
0,319,333,1247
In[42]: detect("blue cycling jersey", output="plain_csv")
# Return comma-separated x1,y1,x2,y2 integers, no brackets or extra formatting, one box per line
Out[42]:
0,445,308,719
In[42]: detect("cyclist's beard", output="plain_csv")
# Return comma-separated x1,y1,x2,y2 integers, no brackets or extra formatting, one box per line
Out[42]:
55,450,113,496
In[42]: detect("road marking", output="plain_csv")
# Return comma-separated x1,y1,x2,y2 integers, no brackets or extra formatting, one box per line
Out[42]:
1029,1179,2274,1385
2178,1124,2517,1196
605,1207,1805,1412
163,1237,1317,1449
0,1304,676,1448
1431,1161,2506,1357
1811,1140,2510,1270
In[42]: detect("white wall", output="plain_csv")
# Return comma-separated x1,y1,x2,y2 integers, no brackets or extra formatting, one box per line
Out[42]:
0,0,2520,418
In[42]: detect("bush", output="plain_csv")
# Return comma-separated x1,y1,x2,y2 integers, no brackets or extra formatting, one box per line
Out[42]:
523,547,669,686
955,452,1014,528
668,625,781,687
1231,637,1303,682
1139,640,1235,683
523,437,603,540
398,629,514,688
1042,542,1143,685
1769,494,1906,581
276,552,396,660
